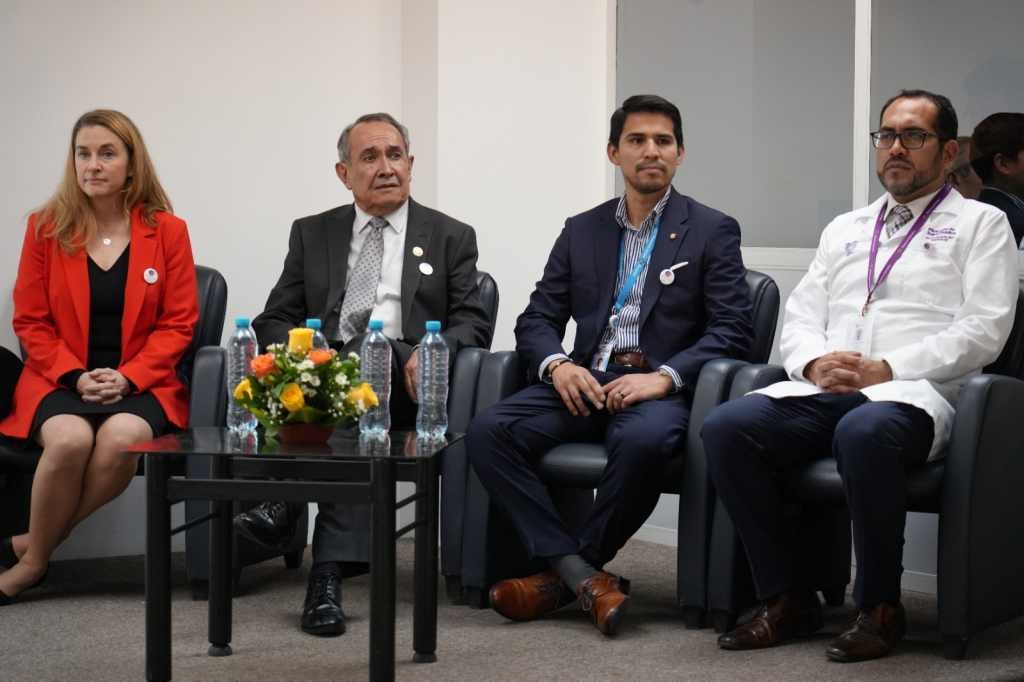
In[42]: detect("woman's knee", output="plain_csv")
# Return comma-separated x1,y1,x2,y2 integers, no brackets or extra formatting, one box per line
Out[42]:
94,414,153,453
38,415,94,463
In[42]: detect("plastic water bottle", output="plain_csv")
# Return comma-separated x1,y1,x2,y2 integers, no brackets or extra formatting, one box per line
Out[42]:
306,318,329,350
226,316,258,433
416,321,449,439
359,319,392,436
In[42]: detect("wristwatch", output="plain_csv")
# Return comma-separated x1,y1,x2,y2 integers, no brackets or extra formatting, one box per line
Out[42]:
545,358,572,382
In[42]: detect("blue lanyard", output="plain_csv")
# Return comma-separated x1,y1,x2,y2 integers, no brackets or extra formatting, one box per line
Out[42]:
612,215,661,316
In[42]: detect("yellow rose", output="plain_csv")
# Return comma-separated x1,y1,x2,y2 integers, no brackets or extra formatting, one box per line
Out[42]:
347,382,379,409
279,383,305,412
233,378,252,401
287,328,314,356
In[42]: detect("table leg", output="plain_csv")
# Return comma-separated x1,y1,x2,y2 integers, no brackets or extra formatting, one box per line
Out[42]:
145,453,172,682
208,457,233,657
413,457,439,663
370,458,396,682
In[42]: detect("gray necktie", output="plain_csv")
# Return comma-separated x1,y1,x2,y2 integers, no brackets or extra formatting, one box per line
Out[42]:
336,217,387,343
885,204,913,239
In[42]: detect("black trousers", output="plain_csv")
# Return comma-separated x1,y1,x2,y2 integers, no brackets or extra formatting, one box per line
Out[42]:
703,392,933,609
466,367,690,568
313,335,417,564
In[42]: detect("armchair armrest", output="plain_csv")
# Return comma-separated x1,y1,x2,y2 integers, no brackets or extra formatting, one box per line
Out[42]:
729,363,788,399
188,346,227,428
940,373,1024,635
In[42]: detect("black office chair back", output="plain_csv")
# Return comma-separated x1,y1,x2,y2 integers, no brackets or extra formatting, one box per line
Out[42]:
475,271,499,351
178,265,228,386
745,270,780,364
984,289,1024,380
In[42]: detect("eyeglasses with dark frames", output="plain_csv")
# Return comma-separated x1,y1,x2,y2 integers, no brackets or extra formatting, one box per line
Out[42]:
870,129,940,150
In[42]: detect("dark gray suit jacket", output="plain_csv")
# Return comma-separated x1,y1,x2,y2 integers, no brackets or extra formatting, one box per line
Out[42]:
253,198,490,367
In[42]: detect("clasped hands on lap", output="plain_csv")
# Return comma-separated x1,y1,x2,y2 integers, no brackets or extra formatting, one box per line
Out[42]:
75,368,131,404
803,351,892,393
550,362,673,416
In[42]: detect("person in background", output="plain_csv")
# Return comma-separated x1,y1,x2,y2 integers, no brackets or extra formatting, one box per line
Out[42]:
948,135,983,199
239,112,490,637
0,110,198,604
703,90,1017,663
972,112,1024,245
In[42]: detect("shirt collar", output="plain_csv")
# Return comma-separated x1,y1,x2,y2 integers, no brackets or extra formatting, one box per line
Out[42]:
887,186,944,220
614,187,672,232
353,199,409,235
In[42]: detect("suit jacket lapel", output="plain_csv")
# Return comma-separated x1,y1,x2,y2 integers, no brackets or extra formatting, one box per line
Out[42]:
401,198,431,336
323,205,355,319
122,206,158,347
638,189,689,330
62,244,90,349
594,202,621,325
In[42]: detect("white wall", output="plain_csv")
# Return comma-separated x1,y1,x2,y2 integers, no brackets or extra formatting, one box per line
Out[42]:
0,0,404,559
434,0,614,352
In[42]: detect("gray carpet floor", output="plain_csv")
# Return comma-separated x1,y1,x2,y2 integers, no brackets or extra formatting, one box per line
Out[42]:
2,539,1023,681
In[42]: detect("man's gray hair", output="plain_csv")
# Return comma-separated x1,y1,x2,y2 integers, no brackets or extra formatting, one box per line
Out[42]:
336,113,411,163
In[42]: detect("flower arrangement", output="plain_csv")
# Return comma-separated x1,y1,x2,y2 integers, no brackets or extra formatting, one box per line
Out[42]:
232,327,378,432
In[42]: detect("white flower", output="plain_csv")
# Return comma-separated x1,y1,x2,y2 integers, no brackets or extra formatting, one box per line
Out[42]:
297,359,314,371
300,372,321,387
335,373,349,387
348,352,359,362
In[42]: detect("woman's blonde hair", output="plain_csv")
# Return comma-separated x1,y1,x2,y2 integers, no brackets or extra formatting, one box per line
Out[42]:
36,109,172,252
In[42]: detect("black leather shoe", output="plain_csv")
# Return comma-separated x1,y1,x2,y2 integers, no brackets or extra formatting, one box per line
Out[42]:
234,501,298,550
0,538,18,569
301,565,346,636
0,565,48,607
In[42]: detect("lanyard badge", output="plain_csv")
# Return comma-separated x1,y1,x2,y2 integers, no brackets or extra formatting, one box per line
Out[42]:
593,216,662,371
862,184,952,316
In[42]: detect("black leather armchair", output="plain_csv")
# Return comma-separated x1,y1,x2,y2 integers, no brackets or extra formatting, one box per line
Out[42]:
456,270,780,623
0,265,228,550
185,270,499,594
706,290,1024,659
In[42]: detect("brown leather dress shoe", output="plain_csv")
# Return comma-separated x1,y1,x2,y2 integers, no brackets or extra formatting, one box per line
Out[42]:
578,571,631,636
489,569,576,622
826,602,906,662
718,591,824,650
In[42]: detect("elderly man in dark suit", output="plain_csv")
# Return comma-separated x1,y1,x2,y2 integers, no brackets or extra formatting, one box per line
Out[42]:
466,95,753,636
237,112,490,636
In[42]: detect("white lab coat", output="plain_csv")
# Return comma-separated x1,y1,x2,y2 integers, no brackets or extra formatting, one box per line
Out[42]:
756,188,1018,459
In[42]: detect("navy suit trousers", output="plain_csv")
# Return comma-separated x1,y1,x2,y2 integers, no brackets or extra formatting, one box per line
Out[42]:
703,393,933,609
467,367,690,568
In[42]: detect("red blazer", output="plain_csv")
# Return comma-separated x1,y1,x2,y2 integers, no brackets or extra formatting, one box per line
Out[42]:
0,206,199,438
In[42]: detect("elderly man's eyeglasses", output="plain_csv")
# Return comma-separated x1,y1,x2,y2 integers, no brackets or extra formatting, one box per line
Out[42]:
870,129,939,150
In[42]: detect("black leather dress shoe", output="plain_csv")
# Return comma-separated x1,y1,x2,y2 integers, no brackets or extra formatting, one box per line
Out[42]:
0,566,49,607
233,501,298,550
301,566,346,636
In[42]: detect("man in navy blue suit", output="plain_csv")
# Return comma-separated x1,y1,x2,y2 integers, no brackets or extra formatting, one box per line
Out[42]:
467,95,753,636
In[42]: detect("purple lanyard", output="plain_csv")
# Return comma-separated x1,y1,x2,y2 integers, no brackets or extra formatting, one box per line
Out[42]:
863,184,952,316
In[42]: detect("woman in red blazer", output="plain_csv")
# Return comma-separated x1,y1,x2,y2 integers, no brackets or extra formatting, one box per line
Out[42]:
0,110,198,603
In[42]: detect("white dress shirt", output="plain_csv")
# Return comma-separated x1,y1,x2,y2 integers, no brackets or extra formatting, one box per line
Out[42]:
349,200,408,339
756,187,1018,459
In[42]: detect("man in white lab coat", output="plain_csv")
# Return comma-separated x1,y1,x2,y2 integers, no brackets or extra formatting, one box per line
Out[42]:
703,89,1018,663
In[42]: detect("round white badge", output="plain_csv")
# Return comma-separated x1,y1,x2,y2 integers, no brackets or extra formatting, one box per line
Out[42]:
419,262,434,276
144,268,159,284
659,269,674,286
412,246,424,257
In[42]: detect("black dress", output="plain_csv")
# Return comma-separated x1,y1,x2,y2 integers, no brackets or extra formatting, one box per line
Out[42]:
30,246,168,438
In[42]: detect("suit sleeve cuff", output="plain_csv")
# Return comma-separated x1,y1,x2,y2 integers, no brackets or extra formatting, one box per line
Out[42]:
540,353,570,383
657,365,684,393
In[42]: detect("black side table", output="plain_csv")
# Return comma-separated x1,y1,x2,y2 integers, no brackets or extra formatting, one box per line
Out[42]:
129,427,460,682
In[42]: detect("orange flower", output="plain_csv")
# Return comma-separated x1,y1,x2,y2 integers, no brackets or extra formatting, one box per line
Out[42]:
309,349,333,366
251,353,278,378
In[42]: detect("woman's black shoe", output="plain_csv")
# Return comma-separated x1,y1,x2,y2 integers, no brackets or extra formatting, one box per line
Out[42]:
0,566,49,606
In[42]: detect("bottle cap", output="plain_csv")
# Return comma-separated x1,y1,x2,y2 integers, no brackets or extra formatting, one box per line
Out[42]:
234,316,251,327
305,318,322,329
425,320,441,333
368,319,384,331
